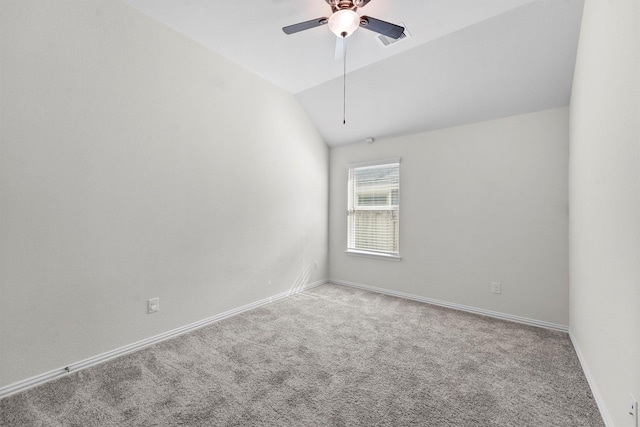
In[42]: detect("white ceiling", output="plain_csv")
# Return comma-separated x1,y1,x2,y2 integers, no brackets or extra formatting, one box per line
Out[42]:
122,0,585,146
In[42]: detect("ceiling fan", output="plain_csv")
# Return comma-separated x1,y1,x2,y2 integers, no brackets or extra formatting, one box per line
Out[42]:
282,0,405,40
283,0,404,125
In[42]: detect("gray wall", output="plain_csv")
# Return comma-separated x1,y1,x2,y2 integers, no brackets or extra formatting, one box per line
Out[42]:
0,0,328,388
569,0,640,425
329,108,570,326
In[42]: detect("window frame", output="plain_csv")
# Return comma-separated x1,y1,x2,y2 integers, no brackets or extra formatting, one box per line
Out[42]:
346,158,401,261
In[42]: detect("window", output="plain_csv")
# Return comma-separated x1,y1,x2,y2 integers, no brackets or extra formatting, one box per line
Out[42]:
347,159,400,259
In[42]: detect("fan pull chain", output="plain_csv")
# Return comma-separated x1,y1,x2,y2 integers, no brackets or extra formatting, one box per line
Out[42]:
342,33,347,125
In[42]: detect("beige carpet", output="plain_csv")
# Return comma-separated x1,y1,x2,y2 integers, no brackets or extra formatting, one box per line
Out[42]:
1,283,604,426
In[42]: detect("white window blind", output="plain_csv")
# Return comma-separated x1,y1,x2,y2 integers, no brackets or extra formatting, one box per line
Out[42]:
347,159,400,257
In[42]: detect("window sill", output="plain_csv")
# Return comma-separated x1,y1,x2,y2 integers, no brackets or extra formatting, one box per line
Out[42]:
345,250,402,262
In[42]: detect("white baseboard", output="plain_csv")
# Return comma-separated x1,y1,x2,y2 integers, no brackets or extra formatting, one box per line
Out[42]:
0,279,328,400
569,330,613,427
330,278,569,333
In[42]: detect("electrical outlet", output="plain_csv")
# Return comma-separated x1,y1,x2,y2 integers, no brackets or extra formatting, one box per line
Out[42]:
491,282,501,294
148,298,159,314
314,261,318,270
630,394,638,426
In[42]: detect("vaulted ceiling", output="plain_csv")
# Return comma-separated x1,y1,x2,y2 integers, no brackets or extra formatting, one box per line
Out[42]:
122,0,585,146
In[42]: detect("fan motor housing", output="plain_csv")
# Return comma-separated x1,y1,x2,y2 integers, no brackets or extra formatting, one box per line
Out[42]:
328,0,358,12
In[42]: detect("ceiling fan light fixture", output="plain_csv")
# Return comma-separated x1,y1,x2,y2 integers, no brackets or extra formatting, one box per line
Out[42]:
328,9,360,38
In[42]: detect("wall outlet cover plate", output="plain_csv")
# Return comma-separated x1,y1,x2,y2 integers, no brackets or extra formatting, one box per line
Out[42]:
148,298,159,314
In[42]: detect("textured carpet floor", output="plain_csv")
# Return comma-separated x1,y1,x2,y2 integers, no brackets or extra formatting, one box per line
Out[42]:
1,283,603,426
